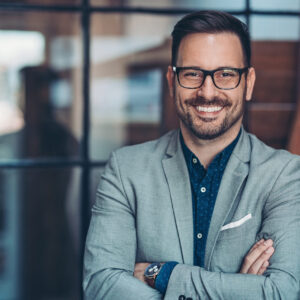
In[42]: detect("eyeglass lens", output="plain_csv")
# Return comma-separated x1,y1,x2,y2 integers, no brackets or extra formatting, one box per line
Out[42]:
178,68,240,89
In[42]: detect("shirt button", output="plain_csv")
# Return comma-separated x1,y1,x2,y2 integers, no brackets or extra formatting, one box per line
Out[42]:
197,233,203,239
200,187,206,193
192,158,197,164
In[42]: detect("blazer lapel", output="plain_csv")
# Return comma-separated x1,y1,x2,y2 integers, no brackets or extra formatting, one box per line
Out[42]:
162,131,194,265
204,129,251,269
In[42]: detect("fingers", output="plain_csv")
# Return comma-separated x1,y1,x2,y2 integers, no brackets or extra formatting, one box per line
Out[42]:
247,245,274,274
133,263,149,282
240,239,274,274
257,260,269,275
134,263,149,274
248,238,264,253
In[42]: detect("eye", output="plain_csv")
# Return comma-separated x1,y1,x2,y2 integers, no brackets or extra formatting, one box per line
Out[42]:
219,70,237,78
182,70,202,78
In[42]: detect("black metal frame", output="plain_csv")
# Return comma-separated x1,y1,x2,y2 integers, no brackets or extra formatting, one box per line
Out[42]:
0,0,298,298
173,66,249,90
0,2,300,16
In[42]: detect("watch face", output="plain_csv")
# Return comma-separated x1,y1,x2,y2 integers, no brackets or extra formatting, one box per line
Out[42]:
145,263,161,277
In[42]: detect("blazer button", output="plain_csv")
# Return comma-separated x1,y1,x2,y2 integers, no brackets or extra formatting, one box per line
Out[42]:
178,296,186,300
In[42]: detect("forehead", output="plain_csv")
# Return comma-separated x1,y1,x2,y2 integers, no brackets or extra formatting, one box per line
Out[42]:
177,32,245,69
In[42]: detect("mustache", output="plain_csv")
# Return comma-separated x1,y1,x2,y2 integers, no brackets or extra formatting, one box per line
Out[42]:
185,96,231,107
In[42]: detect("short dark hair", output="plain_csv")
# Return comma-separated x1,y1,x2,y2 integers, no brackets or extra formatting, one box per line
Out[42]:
171,10,251,67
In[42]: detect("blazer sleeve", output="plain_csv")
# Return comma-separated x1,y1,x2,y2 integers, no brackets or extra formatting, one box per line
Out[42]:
83,151,161,300
164,156,300,300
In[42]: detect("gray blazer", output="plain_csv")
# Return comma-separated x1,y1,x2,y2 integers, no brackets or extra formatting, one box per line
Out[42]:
83,128,300,299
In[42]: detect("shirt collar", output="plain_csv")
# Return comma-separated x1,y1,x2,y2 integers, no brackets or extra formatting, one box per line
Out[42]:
180,129,241,172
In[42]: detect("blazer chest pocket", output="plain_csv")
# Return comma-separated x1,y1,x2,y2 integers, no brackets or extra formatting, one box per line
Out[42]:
217,213,255,242
212,214,259,273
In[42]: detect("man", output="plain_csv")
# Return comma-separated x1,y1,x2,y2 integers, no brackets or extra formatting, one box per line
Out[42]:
83,11,300,299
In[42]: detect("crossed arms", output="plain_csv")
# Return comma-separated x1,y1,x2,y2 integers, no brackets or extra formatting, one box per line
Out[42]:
83,151,300,299
134,238,274,284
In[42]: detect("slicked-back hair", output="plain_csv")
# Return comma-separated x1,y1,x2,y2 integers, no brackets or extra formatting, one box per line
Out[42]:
171,10,251,67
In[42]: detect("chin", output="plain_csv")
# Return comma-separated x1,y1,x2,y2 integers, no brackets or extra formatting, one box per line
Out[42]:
189,117,240,140
191,128,226,140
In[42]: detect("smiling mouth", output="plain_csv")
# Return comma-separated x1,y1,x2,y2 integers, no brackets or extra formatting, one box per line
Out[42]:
195,106,223,113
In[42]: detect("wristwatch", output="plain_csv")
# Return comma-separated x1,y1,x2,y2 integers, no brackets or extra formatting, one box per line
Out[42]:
144,262,162,288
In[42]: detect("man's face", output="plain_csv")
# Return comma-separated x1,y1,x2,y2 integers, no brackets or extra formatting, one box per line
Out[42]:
167,32,255,140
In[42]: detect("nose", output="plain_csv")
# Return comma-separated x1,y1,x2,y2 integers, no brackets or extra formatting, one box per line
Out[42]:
197,74,218,100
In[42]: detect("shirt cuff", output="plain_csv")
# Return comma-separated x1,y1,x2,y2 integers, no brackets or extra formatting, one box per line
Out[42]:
154,261,178,294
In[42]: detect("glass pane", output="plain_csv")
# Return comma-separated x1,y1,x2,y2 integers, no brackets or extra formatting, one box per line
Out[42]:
249,12,298,149
247,105,294,149
251,0,300,11
250,16,300,40
0,167,81,300
247,39,297,149
90,13,177,160
0,11,82,160
90,12,247,160
252,41,297,103
90,167,105,210
5,0,81,5
91,0,246,10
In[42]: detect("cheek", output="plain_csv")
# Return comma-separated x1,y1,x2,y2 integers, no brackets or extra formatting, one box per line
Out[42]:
228,89,245,107
176,88,197,102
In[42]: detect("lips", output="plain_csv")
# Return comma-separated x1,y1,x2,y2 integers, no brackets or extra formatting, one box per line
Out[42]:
185,97,230,119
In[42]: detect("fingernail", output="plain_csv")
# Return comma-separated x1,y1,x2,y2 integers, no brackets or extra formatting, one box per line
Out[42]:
263,261,269,267
265,247,273,253
264,239,273,246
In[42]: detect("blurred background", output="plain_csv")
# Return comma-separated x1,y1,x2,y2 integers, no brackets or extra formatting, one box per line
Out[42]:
0,0,299,299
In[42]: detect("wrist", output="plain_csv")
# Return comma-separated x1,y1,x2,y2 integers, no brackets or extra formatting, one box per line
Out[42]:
144,262,164,288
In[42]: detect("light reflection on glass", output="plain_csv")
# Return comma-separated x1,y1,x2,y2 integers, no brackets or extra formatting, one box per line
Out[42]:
0,31,44,136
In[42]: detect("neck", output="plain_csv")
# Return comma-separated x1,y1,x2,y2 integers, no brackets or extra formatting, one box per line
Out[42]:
180,122,241,168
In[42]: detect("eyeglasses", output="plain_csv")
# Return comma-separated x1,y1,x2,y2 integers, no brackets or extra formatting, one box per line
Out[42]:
172,66,249,90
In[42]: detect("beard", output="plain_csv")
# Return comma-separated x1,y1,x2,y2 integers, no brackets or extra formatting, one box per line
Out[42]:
175,90,246,140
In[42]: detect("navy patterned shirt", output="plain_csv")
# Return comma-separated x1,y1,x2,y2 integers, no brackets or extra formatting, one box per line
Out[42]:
155,130,241,294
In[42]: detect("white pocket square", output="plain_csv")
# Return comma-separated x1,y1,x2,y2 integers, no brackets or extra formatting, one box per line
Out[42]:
221,213,252,231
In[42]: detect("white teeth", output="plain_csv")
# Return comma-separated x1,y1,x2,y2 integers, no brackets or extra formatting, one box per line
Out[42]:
196,106,223,112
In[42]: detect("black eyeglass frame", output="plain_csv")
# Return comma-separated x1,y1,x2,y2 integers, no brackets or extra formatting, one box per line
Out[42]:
172,66,249,90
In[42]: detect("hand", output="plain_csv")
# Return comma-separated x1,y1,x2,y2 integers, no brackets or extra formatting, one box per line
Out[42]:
134,262,150,283
239,239,274,275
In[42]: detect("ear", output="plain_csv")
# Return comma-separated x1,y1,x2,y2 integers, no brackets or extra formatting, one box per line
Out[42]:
245,67,256,101
166,66,175,98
